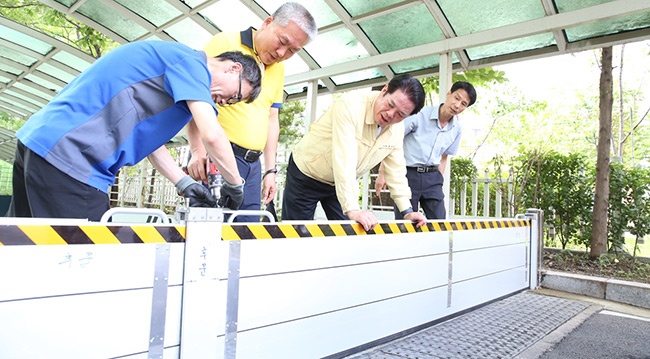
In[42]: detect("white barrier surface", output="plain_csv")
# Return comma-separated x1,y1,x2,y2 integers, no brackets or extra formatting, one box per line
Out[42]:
0,217,534,359
226,225,530,358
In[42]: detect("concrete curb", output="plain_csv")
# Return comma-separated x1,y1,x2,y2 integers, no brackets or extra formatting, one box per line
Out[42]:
541,270,650,310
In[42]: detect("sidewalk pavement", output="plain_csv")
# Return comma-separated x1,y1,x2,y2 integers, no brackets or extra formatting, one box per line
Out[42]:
344,288,650,359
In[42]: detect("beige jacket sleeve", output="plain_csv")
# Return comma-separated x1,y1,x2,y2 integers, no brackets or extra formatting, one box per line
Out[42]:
330,99,362,214
382,146,412,213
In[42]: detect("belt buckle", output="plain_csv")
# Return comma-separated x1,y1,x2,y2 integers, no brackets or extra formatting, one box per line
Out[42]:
417,167,425,173
243,150,259,162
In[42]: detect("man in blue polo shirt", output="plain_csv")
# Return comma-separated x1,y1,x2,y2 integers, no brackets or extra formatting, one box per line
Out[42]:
376,81,477,219
6,41,262,221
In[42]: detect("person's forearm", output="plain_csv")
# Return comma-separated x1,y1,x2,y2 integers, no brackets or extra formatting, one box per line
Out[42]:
263,109,280,171
148,146,186,185
383,150,411,212
439,154,448,174
201,131,240,185
186,101,241,186
186,120,206,157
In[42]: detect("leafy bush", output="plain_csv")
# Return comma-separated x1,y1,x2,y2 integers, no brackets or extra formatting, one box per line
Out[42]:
450,157,478,215
452,151,650,253
608,163,650,256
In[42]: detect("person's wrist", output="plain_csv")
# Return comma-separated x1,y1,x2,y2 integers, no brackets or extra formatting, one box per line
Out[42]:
400,207,414,217
224,178,245,189
175,175,195,195
263,168,278,179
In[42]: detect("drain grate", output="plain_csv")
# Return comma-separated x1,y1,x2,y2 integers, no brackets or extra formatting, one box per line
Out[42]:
346,292,589,359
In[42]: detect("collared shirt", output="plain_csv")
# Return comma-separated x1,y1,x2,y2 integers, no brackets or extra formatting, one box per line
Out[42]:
402,104,462,166
203,27,284,150
292,92,412,213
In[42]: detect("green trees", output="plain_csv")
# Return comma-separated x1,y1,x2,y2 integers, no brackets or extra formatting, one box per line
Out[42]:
278,100,306,146
448,157,478,216
0,0,114,58
510,151,593,249
450,43,650,257
609,163,650,256
451,151,650,255
0,0,115,126
420,68,507,105
0,112,22,131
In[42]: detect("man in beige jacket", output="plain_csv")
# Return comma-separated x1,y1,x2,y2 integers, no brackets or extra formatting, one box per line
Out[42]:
282,74,427,231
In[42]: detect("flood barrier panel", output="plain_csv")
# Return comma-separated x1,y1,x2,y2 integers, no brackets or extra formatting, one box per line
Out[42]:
0,211,539,358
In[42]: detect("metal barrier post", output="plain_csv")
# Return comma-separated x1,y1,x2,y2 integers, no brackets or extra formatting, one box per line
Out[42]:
525,208,544,289
180,207,226,358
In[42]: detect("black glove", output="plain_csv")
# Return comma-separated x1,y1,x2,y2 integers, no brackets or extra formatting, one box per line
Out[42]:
218,179,245,210
176,175,217,207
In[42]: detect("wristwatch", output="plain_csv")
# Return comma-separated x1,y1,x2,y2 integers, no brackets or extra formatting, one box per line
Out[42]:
263,168,278,178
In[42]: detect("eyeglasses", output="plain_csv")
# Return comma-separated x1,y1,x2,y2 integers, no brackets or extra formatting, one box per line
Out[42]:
225,71,243,105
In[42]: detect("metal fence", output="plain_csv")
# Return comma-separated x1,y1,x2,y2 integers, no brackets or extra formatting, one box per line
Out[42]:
108,147,189,214
106,150,516,219
107,146,290,216
0,145,513,219
0,162,11,195
450,169,516,218
365,169,515,219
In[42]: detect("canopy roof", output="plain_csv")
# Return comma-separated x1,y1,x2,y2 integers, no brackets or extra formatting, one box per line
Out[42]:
1,0,650,162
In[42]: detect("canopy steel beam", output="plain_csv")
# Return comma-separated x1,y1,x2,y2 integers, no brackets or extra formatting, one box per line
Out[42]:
286,0,650,85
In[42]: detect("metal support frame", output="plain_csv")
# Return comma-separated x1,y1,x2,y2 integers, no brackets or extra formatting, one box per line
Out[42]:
224,241,242,359
447,231,454,308
438,53,453,218
524,208,544,289
305,79,319,125
179,208,226,359
148,243,171,359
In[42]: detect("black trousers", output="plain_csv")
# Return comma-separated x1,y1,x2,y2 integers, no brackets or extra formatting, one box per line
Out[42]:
6,141,110,221
394,167,446,220
231,154,262,222
281,154,349,221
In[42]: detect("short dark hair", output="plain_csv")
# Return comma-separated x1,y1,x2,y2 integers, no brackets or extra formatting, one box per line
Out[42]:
450,81,477,107
215,51,262,103
385,74,425,115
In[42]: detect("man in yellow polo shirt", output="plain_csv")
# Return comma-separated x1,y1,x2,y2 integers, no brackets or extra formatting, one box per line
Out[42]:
184,2,317,221
282,74,428,231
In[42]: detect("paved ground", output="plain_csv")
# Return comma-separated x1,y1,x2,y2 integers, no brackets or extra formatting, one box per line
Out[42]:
535,310,650,359
344,289,650,359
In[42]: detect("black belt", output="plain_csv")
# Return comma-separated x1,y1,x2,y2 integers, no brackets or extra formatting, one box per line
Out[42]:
408,165,439,173
231,143,262,162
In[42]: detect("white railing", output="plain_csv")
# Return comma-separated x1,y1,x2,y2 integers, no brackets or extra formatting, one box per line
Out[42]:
366,169,515,219
0,163,11,195
450,169,516,218
108,147,189,214
106,147,515,220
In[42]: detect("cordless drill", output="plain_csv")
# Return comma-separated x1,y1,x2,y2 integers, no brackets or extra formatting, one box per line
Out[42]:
206,158,223,203
181,157,223,204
